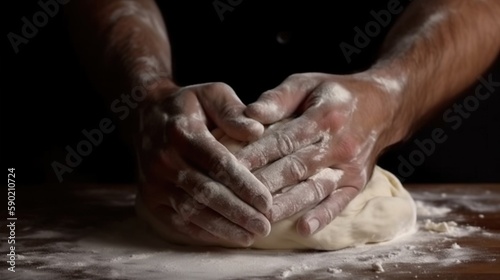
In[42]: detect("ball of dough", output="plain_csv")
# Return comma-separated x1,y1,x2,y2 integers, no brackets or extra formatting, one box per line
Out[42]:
252,165,417,250
136,122,417,251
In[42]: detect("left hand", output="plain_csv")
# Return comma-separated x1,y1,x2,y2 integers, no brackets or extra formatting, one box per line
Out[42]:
235,72,402,236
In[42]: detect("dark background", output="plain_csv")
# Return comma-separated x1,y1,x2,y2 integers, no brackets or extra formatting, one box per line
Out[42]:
2,0,499,186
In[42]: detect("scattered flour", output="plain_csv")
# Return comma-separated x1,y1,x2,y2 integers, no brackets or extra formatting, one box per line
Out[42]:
279,264,311,278
327,267,343,274
412,190,500,213
372,261,385,273
3,214,496,280
424,219,458,233
415,201,452,217
2,189,499,280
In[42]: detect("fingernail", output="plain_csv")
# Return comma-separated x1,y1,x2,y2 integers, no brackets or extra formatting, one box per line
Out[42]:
307,219,320,235
249,218,271,236
235,231,254,247
254,194,271,213
247,121,265,140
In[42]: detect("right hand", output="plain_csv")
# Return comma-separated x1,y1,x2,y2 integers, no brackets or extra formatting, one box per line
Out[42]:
136,80,272,247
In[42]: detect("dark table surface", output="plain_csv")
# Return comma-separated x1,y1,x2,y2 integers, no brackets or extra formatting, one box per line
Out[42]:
1,183,499,280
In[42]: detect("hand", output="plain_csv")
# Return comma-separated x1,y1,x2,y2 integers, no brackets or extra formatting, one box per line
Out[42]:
136,80,273,247
236,72,401,237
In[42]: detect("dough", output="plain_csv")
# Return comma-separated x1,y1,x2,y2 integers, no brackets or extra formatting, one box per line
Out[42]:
136,122,417,251
251,165,416,250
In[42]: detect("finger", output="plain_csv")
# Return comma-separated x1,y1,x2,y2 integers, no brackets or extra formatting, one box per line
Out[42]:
235,117,323,171
140,182,256,246
146,146,272,236
245,74,318,124
136,191,225,246
296,186,360,237
177,168,271,237
269,168,344,222
196,82,264,141
252,143,331,193
152,206,223,245
166,116,273,214
152,205,246,246
151,150,271,236
159,187,256,246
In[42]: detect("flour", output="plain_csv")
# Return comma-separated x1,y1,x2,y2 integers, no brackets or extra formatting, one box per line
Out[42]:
246,101,283,123
371,75,407,94
412,189,500,213
3,187,499,280
424,220,458,233
327,267,343,274
372,261,385,273
311,84,354,108
4,203,496,280
135,56,162,88
279,264,311,278
415,201,452,217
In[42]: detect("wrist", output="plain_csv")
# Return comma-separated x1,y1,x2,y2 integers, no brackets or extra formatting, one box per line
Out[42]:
357,66,410,150
124,77,178,148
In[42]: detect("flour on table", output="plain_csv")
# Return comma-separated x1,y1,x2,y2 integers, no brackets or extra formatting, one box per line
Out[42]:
415,200,451,217
4,197,499,280
423,220,458,233
372,261,385,273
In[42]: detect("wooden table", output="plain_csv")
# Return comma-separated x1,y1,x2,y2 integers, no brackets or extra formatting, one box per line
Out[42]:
1,184,499,279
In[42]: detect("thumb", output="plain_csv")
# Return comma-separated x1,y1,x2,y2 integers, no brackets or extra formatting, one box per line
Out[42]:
245,74,317,124
197,82,264,142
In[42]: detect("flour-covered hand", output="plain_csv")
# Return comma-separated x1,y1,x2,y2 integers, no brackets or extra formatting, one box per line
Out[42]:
136,80,272,246
237,72,402,236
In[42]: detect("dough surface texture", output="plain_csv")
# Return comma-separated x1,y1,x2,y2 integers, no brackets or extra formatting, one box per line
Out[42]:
251,165,416,250
136,123,417,251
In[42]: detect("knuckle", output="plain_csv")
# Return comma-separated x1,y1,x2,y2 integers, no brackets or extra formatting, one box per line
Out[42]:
171,214,189,228
272,199,299,222
287,155,308,182
307,178,326,201
276,133,295,156
321,204,336,224
220,105,241,120
206,82,233,94
325,110,348,131
286,73,307,82
192,181,218,205
260,89,280,101
208,152,233,177
176,199,200,220
167,116,189,135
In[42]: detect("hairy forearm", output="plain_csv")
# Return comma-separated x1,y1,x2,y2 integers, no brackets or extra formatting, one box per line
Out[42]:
369,0,500,144
66,0,175,109
65,0,176,147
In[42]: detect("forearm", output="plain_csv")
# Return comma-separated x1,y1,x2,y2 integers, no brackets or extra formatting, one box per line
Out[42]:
65,0,175,132
368,0,500,144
